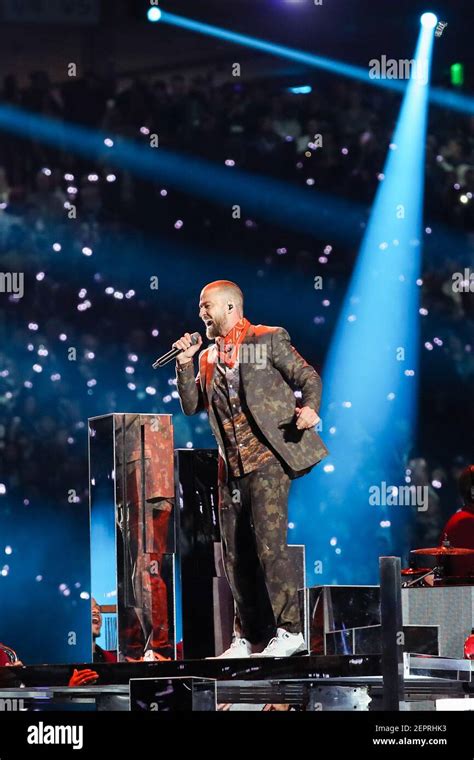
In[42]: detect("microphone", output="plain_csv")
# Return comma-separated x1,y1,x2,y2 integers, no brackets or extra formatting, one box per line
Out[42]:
152,332,201,369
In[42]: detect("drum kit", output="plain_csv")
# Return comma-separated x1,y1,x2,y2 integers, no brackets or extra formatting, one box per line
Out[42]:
401,540,474,587
0,643,20,664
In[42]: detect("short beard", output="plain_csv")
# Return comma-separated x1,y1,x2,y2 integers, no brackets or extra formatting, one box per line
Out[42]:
207,318,224,339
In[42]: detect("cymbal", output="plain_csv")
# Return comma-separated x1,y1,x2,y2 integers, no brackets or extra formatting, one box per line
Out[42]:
401,567,432,575
411,546,474,556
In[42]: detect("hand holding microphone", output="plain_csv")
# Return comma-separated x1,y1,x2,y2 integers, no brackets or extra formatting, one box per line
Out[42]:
152,331,202,368
173,332,203,364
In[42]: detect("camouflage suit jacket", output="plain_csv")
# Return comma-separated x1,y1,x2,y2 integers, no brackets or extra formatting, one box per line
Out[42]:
176,324,329,483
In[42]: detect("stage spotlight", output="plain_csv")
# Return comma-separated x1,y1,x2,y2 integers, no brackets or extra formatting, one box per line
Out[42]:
420,12,438,28
288,85,312,94
147,7,162,22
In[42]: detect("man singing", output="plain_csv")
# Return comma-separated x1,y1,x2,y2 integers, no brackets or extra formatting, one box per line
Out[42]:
174,280,328,658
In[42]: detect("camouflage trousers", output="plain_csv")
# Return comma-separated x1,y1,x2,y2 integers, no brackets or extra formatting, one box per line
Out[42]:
218,456,302,643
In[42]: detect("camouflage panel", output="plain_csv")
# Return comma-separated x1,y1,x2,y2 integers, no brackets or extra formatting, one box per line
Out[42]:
114,414,174,658
142,414,174,501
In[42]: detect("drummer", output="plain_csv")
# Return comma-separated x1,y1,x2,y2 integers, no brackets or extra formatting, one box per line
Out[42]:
440,465,474,576
0,643,22,666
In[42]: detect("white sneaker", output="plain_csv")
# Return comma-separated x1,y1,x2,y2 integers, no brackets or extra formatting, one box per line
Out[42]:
250,628,306,658
206,637,252,659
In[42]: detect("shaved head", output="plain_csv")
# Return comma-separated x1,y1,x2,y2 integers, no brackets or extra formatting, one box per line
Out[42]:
200,280,243,312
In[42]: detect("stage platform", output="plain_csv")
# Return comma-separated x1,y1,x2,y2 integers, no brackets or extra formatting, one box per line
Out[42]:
1,654,474,711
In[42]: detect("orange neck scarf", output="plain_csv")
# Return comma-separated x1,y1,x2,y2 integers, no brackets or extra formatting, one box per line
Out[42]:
216,317,251,368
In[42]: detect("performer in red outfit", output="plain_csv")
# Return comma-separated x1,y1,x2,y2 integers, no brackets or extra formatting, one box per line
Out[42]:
92,597,118,664
68,598,116,686
440,465,474,577
441,465,474,547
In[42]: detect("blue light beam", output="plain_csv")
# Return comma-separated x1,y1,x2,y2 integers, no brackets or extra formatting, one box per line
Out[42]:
156,11,474,114
0,103,366,246
290,19,437,584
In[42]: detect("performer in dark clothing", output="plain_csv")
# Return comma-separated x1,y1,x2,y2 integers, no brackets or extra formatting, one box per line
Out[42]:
174,280,328,657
